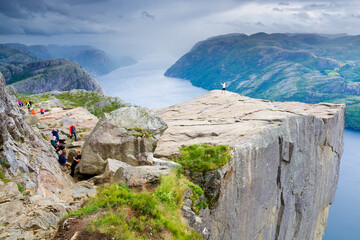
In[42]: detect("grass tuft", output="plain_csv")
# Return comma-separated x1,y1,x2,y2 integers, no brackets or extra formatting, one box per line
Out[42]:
66,173,203,239
173,144,231,172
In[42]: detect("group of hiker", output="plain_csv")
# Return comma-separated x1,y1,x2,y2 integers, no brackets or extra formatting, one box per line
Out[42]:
17,98,81,177
51,127,80,177
18,99,45,117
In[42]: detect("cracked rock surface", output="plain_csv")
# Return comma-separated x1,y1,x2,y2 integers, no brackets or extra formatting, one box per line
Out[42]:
154,90,345,240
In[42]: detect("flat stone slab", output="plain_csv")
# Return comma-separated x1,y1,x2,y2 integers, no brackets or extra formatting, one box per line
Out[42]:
153,90,344,159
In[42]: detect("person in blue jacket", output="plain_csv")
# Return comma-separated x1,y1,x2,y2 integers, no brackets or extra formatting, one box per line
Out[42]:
52,128,60,142
58,150,71,167
58,151,67,165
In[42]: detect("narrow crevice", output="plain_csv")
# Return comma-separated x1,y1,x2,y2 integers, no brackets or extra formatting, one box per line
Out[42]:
275,192,285,240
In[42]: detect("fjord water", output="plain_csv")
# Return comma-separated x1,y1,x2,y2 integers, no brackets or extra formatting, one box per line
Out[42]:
324,128,360,239
97,56,207,109
98,60,358,239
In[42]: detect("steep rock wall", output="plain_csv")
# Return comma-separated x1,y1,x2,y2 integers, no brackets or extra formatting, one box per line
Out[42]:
154,90,344,240
0,72,83,239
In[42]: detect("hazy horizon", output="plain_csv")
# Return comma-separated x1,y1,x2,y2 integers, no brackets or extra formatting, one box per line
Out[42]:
1,0,360,61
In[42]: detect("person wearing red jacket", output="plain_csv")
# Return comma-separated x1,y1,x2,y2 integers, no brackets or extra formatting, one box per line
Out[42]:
69,124,77,141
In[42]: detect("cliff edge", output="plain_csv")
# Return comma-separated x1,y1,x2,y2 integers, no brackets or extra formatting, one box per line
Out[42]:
154,90,345,240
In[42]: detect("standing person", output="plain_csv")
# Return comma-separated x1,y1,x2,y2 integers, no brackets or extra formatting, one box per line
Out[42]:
52,128,60,142
31,109,36,115
29,100,32,107
27,102,31,112
24,100,28,105
70,150,81,177
69,124,77,141
17,100,21,106
221,82,226,94
40,108,45,117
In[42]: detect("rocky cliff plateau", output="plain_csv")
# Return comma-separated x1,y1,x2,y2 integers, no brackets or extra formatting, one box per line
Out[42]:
0,68,344,239
154,90,344,240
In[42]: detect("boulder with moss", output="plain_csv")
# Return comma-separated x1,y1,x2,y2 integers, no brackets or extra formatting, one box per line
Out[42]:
79,106,168,175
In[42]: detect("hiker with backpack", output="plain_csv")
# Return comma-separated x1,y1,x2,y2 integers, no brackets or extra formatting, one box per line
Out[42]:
40,108,45,117
69,124,77,141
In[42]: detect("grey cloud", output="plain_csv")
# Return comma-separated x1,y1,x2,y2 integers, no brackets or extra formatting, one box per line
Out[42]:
0,0,70,19
142,11,155,21
273,8,283,12
255,21,265,27
278,2,290,6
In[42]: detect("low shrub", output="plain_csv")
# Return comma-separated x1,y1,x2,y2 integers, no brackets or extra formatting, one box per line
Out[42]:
173,144,231,172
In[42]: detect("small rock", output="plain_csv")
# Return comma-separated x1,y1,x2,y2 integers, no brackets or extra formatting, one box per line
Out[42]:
69,141,84,148
25,115,39,126
152,158,181,169
110,160,171,186
37,123,48,130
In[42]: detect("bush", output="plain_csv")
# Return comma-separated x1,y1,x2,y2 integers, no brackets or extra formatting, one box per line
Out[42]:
67,179,203,239
173,144,231,172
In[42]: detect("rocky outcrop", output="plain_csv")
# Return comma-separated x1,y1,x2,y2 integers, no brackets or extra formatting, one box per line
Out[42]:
154,90,345,240
5,43,137,76
79,107,168,175
0,72,95,239
4,59,105,94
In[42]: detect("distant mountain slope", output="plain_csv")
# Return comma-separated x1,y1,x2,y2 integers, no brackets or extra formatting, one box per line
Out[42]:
0,44,38,64
165,33,360,129
0,45,104,94
5,43,136,76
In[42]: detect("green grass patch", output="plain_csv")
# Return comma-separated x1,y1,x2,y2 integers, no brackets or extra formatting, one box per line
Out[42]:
57,91,126,118
17,183,25,195
66,173,203,239
0,169,12,183
173,144,231,172
0,161,10,169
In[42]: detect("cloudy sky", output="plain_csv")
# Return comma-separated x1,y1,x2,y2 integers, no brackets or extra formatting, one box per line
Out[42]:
0,0,359,59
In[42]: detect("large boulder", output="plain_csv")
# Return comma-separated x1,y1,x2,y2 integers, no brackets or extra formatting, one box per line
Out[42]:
79,107,167,175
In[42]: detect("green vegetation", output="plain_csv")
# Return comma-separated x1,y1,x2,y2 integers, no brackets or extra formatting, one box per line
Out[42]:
0,161,10,169
57,91,127,118
17,183,25,195
66,173,203,239
14,90,128,118
173,144,231,172
184,181,208,214
129,127,155,139
164,33,360,130
0,169,11,183
91,101,127,118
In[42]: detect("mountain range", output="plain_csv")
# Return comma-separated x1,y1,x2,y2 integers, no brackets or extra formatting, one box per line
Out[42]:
5,43,136,76
165,33,360,129
0,44,104,94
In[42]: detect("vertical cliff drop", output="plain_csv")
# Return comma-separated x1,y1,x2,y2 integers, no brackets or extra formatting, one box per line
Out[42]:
154,90,345,240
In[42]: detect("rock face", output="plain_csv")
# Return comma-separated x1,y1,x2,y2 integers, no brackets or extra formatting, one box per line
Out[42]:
0,72,92,239
79,106,168,175
4,58,105,94
154,90,345,240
